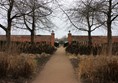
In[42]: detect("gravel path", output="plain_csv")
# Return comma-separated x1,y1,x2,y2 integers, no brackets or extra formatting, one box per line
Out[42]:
32,46,79,83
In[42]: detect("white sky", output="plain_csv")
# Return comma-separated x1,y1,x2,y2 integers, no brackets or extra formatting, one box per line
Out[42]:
0,0,118,39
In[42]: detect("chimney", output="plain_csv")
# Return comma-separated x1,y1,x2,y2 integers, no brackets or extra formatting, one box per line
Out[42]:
51,30,55,47
68,30,72,44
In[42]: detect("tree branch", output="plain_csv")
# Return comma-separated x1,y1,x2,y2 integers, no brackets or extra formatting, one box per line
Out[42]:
55,0,88,32
91,24,103,32
0,24,6,31
23,15,31,31
11,14,22,20
111,15,118,22
112,2,118,9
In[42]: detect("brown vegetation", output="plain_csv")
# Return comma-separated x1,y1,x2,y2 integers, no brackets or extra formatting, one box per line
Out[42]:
78,55,118,83
0,41,55,83
0,53,36,82
0,52,52,83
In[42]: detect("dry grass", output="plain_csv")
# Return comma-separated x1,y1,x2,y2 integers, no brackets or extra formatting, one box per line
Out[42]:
0,52,52,83
0,42,54,83
78,55,118,83
0,52,37,79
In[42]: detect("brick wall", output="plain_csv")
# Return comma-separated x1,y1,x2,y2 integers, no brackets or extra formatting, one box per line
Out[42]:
68,31,118,45
51,30,55,46
0,31,55,46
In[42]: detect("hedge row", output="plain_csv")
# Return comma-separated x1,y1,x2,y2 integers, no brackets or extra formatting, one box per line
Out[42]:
0,41,56,54
66,41,118,55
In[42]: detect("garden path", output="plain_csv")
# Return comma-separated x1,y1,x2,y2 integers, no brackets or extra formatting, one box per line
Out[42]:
32,46,79,83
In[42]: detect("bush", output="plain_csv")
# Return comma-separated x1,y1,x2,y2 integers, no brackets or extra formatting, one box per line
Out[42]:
66,41,118,55
20,43,56,54
0,53,37,79
66,41,80,55
0,41,56,54
78,56,118,83
66,41,103,55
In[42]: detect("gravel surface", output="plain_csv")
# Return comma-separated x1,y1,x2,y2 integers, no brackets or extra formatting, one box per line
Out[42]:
32,47,80,83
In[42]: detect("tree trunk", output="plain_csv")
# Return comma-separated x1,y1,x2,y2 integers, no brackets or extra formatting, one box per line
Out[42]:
31,30,35,44
88,30,92,54
107,23,112,56
31,7,35,44
87,15,92,54
6,20,12,46
6,0,14,46
88,30,92,47
6,29,11,46
106,0,112,56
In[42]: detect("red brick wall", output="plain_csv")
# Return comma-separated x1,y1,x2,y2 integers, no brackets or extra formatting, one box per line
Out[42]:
0,32,55,46
68,31,72,44
67,32,118,45
51,31,55,47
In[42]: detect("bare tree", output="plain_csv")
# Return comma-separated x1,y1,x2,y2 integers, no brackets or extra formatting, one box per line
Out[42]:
0,0,25,44
94,0,118,55
56,0,103,52
16,0,54,44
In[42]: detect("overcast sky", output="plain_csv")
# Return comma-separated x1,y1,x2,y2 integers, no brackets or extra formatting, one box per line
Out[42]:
0,0,118,39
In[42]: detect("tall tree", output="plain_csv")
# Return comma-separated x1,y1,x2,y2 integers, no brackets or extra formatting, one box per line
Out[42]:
0,0,24,44
94,0,118,55
16,0,54,44
57,0,103,52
